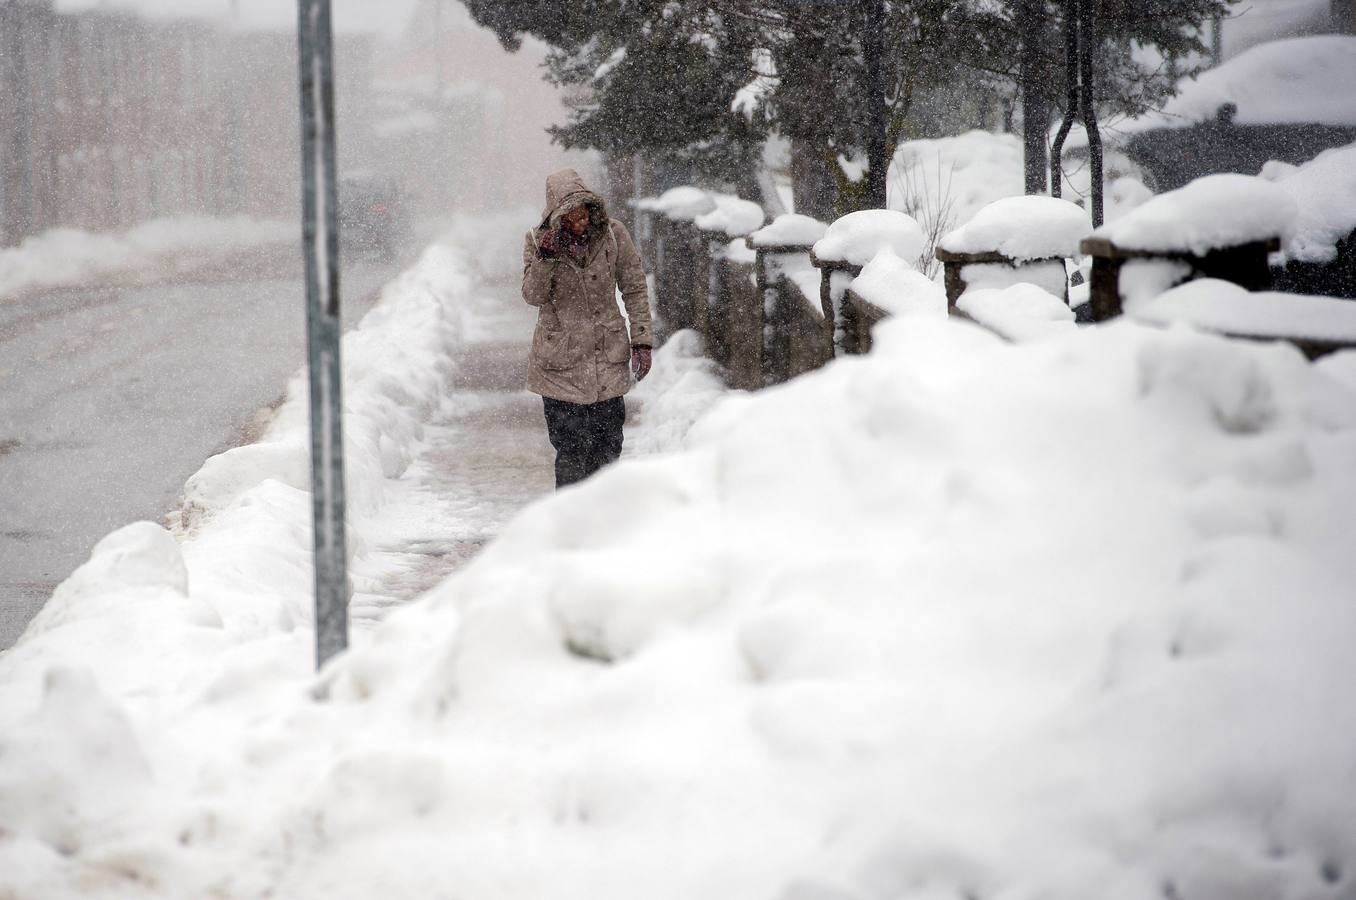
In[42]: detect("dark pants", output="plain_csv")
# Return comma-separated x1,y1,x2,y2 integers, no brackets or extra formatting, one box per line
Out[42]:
542,396,625,489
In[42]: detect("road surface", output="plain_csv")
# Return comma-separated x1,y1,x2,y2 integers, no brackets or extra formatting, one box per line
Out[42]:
0,251,400,649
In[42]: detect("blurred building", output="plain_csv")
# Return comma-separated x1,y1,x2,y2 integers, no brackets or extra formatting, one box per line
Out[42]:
0,0,375,246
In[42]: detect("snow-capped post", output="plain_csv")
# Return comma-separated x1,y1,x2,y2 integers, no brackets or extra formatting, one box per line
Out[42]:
934,196,1091,311
813,210,929,353
747,214,831,385
297,0,350,668
1080,174,1294,321
639,187,716,342
693,196,766,378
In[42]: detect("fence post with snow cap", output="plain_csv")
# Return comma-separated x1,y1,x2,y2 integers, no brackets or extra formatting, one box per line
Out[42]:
810,253,861,355
692,196,766,383
1078,174,1296,321
638,187,717,342
746,214,830,386
812,210,930,355
839,251,950,354
934,196,1090,313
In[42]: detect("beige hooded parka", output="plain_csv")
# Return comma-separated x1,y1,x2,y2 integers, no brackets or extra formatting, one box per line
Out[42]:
522,169,653,405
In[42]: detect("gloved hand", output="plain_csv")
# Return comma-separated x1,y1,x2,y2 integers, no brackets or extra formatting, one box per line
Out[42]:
536,227,558,258
631,345,652,382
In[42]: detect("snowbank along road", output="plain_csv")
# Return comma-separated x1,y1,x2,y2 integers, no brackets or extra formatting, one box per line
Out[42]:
0,251,400,649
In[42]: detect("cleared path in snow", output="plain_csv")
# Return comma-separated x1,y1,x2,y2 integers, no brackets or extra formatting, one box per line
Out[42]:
349,275,555,625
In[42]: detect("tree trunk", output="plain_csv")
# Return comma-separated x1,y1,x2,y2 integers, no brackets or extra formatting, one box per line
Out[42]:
862,0,889,209
1019,0,1048,195
790,138,837,221
1334,0,1356,33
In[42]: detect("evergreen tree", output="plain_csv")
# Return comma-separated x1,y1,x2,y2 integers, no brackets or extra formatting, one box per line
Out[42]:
463,0,1235,213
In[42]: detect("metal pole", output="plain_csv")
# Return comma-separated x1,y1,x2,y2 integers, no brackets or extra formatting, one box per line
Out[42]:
297,0,349,669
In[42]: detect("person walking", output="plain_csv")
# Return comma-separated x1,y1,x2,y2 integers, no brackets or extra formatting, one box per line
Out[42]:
522,168,654,488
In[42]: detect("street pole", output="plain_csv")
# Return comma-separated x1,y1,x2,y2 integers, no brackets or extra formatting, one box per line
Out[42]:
297,0,349,669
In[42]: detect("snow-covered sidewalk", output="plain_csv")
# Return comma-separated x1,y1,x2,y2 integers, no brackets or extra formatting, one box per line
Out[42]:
348,274,555,623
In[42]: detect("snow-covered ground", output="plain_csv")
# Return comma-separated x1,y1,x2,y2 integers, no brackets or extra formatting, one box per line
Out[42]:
0,215,295,300
2,208,1355,898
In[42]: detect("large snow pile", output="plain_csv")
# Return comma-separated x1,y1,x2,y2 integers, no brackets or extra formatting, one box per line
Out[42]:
748,213,829,249
0,215,293,299
939,195,1090,262
4,292,1356,898
1091,173,1298,255
888,130,1024,228
694,194,766,238
1264,141,1356,265
1134,278,1356,344
812,209,926,268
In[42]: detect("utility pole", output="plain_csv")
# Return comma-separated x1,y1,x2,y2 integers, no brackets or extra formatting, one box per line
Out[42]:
297,0,350,669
